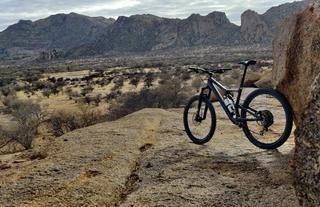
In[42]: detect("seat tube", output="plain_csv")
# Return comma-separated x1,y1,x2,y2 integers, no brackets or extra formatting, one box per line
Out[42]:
236,65,248,106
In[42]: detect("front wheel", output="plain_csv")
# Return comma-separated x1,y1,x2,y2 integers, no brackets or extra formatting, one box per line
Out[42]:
241,88,293,149
183,95,216,145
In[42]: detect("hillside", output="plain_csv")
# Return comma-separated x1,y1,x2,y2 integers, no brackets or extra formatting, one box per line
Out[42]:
0,13,114,49
0,106,297,206
240,1,306,44
0,1,306,62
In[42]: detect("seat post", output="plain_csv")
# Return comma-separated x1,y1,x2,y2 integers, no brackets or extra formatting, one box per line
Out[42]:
235,65,248,106
240,65,248,89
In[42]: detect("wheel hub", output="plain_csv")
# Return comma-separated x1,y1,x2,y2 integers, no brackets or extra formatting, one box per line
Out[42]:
192,113,202,126
260,110,274,128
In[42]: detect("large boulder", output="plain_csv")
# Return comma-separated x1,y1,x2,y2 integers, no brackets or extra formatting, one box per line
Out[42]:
272,1,320,126
294,74,320,206
272,0,320,205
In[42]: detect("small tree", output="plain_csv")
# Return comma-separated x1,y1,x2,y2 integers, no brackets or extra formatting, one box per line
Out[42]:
0,99,45,150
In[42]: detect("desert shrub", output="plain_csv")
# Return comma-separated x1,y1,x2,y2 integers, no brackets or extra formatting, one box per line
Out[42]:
48,111,81,137
130,77,140,87
2,95,21,111
78,106,104,127
158,73,171,85
64,87,73,95
144,73,154,88
105,90,122,100
0,78,15,87
68,90,81,99
51,87,60,95
23,74,41,83
181,71,191,81
42,89,52,98
0,98,45,150
80,85,94,96
48,106,105,136
113,78,124,90
108,79,187,120
57,77,64,82
94,69,105,76
0,85,15,97
71,78,80,82
13,83,25,92
47,77,57,83
54,78,65,88
32,80,54,91
83,94,102,106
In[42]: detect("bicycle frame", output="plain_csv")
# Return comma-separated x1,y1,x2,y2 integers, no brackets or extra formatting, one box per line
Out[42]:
197,65,262,127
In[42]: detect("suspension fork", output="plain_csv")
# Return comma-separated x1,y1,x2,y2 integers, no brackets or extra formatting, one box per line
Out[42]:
196,87,211,121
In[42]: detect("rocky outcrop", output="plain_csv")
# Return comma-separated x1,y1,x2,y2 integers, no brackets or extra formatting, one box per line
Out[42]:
0,108,299,206
294,74,320,206
272,1,320,205
272,3,320,126
240,10,273,44
240,1,306,44
176,11,240,47
38,49,60,61
261,1,307,33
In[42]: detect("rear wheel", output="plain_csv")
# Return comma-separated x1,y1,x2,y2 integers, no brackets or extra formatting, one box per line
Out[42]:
183,95,216,144
241,88,293,149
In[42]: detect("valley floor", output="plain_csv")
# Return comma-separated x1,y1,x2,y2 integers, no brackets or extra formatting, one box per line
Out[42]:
0,106,298,207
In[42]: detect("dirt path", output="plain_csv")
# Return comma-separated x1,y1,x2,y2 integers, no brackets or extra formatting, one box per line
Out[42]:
0,107,298,207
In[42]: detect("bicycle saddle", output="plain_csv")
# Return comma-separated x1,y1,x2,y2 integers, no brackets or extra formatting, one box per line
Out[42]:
239,60,256,67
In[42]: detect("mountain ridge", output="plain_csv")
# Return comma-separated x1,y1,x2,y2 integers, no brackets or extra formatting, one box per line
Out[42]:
0,1,306,61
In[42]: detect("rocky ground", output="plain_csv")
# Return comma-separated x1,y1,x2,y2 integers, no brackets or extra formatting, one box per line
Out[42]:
0,100,298,207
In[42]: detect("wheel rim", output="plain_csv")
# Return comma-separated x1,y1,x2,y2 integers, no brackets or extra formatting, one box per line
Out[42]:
245,94,287,145
187,99,212,140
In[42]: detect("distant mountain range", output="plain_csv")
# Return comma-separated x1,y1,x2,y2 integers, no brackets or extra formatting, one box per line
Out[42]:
0,1,306,62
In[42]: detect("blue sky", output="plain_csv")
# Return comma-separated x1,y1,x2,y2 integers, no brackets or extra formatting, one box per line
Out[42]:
0,0,300,31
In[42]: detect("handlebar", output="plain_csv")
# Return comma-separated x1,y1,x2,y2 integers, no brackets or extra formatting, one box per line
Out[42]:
189,66,232,75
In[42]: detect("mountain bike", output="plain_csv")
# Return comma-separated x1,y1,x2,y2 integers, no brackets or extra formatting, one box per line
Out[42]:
183,60,293,149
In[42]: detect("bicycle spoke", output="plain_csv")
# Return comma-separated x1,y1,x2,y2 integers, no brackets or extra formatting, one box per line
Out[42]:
245,92,287,145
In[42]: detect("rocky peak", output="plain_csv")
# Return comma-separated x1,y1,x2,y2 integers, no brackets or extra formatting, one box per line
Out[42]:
0,12,115,49
115,14,163,28
262,1,307,32
5,20,32,32
207,11,230,24
240,10,272,44
187,11,230,25
240,1,306,44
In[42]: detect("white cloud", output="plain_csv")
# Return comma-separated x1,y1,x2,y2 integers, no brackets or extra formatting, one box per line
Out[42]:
70,0,141,13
